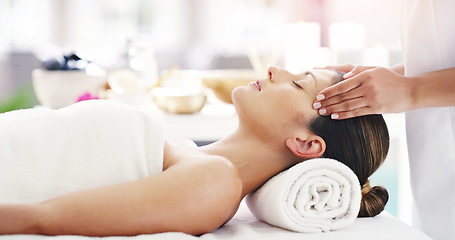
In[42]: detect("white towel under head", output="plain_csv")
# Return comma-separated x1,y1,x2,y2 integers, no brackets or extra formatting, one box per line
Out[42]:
246,158,361,233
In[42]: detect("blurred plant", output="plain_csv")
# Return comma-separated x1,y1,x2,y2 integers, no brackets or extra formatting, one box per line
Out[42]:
0,82,39,113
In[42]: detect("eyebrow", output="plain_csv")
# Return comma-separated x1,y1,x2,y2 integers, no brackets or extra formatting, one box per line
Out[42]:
304,71,316,79
303,71,318,89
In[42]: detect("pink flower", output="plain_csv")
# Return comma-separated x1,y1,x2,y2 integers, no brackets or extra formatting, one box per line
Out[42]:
76,92,99,102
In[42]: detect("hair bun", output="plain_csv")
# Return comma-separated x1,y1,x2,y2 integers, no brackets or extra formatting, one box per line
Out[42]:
358,181,389,217
361,179,372,195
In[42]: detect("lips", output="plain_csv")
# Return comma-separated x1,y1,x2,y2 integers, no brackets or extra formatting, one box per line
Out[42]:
249,80,262,91
255,80,262,91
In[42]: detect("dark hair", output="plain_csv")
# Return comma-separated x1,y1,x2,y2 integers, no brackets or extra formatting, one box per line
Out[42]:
309,114,390,217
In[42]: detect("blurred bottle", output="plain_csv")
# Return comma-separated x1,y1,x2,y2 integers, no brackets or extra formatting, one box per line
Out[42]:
127,36,159,88
105,36,158,105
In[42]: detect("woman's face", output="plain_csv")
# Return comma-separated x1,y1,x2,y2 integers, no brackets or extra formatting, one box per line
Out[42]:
232,66,341,136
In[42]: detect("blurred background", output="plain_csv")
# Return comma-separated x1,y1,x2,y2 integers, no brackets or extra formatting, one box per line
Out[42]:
0,0,410,224
0,0,402,105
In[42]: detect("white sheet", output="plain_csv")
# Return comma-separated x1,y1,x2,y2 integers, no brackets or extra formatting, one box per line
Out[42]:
0,200,431,240
0,100,164,204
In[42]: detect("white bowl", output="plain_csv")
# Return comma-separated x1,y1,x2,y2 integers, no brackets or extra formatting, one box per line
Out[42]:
152,87,206,114
32,69,106,109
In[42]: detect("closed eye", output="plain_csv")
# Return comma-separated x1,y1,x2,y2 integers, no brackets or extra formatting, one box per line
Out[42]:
292,80,303,89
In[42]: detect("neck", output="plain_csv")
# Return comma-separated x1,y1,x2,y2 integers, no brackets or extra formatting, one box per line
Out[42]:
198,128,297,198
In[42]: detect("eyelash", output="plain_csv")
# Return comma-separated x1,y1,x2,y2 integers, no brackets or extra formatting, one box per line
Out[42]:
292,80,303,89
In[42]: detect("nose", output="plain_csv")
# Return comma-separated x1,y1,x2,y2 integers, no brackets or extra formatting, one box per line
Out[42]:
267,66,280,83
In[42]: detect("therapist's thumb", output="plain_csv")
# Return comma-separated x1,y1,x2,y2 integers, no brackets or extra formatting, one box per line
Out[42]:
343,71,355,79
344,65,377,79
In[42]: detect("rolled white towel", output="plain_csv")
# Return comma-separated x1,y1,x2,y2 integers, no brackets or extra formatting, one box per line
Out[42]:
246,158,361,233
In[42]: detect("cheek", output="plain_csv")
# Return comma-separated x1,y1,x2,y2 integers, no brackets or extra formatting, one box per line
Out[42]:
279,94,319,122
300,96,319,119
266,92,301,119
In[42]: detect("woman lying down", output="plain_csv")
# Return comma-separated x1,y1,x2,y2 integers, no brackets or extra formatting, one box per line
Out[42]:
0,66,390,236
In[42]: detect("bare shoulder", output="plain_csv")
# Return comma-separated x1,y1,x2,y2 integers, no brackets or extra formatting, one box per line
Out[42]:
169,155,243,208
161,155,243,234
162,140,243,234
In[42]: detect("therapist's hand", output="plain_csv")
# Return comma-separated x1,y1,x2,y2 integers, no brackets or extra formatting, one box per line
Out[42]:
313,65,413,119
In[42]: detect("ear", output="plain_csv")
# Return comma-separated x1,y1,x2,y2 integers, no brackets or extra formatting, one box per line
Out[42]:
285,136,326,159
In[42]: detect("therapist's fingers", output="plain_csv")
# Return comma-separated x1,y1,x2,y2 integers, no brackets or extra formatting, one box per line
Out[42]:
343,65,376,79
315,66,380,107
328,106,375,120
315,75,363,103
315,89,368,116
315,87,364,111
316,98,371,119
314,66,411,119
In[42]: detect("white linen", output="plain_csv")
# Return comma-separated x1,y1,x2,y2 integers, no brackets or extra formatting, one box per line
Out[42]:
0,201,432,240
245,158,361,233
0,100,164,204
401,1,455,239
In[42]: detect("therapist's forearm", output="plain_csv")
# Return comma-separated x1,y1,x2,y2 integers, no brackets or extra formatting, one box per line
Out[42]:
410,67,455,109
389,64,404,75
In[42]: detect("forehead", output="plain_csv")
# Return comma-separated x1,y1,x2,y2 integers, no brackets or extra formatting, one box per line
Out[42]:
310,69,341,85
302,69,342,91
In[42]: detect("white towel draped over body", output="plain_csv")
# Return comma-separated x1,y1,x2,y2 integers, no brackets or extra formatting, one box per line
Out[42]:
0,100,164,204
246,158,361,233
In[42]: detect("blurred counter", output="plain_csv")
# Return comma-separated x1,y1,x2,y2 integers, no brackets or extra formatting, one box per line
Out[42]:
161,103,238,144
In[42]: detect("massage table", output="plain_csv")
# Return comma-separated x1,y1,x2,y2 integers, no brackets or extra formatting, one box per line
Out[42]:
0,200,431,240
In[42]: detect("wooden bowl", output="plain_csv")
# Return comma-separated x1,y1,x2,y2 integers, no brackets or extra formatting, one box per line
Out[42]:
201,70,258,104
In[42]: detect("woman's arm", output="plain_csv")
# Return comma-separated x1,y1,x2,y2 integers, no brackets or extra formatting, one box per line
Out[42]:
0,157,242,236
313,66,455,119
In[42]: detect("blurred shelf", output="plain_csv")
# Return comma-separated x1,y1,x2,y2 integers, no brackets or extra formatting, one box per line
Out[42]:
161,103,238,142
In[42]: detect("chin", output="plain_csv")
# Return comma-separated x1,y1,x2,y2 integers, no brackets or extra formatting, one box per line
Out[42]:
230,87,243,107
230,87,250,118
